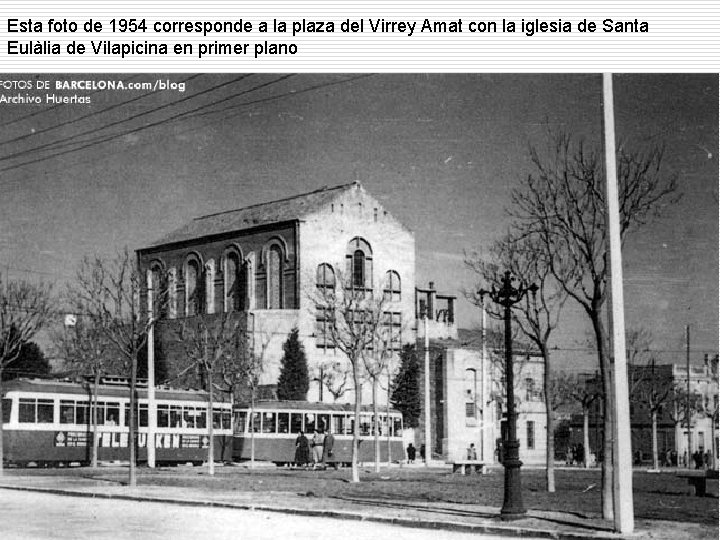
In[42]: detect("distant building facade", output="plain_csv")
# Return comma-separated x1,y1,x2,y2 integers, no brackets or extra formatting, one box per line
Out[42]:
137,182,416,405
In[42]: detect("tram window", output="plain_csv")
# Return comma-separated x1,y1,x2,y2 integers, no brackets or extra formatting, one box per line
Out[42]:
139,404,148,428
76,402,89,425
222,411,231,430
106,403,120,425
157,404,170,428
60,400,75,424
290,413,303,433
331,414,344,435
305,413,316,433
317,414,330,433
234,412,247,433
95,402,106,425
360,415,371,436
170,405,182,427
262,412,277,433
277,412,290,433
213,409,222,429
2,398,11,423
196,409,207,429
346,416,355,436
19,398,35,423
393,417,402,437
251,412,261,433
37,399,54,423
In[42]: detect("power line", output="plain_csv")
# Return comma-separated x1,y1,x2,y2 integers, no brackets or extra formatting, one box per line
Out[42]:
0,75,203,149
0,74,253,164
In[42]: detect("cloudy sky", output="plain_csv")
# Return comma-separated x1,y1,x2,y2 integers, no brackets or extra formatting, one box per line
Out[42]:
1,73,717,367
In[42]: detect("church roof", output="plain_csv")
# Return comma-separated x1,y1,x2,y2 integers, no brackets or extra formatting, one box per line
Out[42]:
148,182,358,247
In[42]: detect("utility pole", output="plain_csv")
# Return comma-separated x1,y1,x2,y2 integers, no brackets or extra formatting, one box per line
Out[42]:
424,308,431,467
603,72,634,534
686,324,692,467
146,269,156,469
481,297,487,463
480,271,536,520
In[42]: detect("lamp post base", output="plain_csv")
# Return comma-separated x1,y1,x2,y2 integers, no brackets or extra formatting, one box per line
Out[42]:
500,440,526,520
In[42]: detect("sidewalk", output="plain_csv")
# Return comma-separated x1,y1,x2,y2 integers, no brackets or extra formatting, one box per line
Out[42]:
0,474,714,540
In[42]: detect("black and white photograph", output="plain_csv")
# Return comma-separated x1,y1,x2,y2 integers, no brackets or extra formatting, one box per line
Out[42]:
0,73,717,539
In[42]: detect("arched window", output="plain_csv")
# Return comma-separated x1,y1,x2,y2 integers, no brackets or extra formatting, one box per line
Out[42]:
465,368,477,419
383,270,401,302
316,263,335,294
150,263,164,319
225,250,245,312
267,244,283,309
346,237,372,290
185,257,203,317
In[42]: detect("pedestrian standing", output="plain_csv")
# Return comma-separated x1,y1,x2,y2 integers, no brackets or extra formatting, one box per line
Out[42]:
312,429,325,469
294,430,311,469
407,443,416,463
322,428,336,470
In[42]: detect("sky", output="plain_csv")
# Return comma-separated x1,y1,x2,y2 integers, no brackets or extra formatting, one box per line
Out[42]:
0,73,717,369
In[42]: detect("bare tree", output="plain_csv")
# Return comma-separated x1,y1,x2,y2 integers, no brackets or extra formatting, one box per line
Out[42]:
466,233,567,492
308,268,389,483
0,275,53,476
316,359,351,402
53,306,115,469
175,312,246,475
361,321,398,473
509,131,679,518
70,249,156,487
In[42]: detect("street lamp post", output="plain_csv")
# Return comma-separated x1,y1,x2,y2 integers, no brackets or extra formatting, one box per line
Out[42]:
480,270,537,521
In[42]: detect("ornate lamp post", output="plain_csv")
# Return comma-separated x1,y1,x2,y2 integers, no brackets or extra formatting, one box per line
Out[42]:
479,270,537,521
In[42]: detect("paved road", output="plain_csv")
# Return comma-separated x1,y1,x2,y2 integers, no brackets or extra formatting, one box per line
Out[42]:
0,490,546,540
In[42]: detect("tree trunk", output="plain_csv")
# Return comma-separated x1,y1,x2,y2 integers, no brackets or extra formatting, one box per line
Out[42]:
386,383,392,467
583,405,591,468
351,359,361,483
128,349,138,488
373,378,380,473
651,409,658,470
0,375,5,477
207,368,215,476
92,370,99,469
590,312,613,520
543,348,555,492
250,390,255,468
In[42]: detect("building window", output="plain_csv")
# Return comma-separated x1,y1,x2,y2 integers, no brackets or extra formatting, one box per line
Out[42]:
149,263,165,320
346,237,372,290
185,257,203,317
315,307,335,349
383,270,401,302
526,421,535,449
465,368,477,419
266,244,283,309
225,250,244,312
381,311,402,351
316,263,335,296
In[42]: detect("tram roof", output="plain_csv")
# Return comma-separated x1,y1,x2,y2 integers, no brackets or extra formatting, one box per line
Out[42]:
233,400,400,414
1,378,230,403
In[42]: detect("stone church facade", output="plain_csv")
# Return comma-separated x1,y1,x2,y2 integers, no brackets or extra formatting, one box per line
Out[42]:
136,182,415,405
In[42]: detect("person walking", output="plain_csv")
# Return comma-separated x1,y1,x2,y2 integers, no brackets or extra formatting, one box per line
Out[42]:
406,443,416,464
294,430,311,469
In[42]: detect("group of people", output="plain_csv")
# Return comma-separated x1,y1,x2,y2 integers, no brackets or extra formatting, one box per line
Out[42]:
294,429,336,470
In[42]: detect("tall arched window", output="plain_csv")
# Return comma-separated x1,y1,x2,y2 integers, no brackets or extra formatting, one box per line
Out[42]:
185,257,202,317
267,244,283,309
316,263,335,294
346,237,372,290
225,250,245,312
150,263,164,319
465,368,477,419
383,270,401,302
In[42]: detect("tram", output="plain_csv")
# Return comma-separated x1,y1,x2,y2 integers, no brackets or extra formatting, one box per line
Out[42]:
1,378,233,467
232,400,404,466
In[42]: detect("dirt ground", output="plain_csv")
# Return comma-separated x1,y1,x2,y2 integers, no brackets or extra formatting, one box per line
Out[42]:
8,465,717,527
